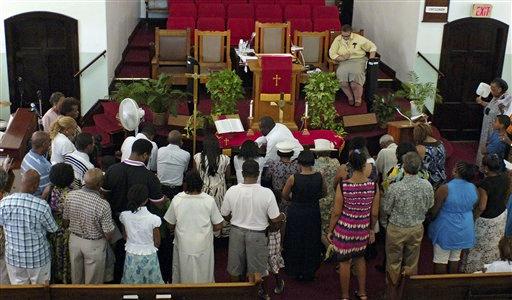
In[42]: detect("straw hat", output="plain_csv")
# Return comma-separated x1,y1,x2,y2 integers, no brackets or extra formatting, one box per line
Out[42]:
311,139,336,152
276,140,296,153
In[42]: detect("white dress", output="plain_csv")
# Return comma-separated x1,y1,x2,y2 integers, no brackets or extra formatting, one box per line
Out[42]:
51,132,76,165
233,156,266,184
164,192,224,283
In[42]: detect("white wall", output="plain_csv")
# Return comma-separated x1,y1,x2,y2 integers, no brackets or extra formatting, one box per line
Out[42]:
106,0,140,83
0,0,111,120
353,0,423,81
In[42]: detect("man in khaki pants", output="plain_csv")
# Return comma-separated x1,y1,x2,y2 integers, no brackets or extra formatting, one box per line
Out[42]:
383,152,434,300
63,168,115,284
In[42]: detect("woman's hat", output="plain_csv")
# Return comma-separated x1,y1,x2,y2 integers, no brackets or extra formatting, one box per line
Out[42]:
276,140,296,153
311,139,336,152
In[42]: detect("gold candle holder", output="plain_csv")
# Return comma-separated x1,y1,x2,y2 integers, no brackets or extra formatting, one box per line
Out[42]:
301,115,310,135
247,116,254,136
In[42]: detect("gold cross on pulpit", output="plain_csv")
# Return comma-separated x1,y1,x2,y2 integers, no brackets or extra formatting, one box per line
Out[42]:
273,74,281,87
185,68,209,155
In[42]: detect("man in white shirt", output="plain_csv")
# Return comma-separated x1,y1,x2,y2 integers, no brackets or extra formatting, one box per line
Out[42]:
120,124,158,171
255,116,303,163
221,159,284,298
157,130,190,199
375,134,398,180
64,132,95,189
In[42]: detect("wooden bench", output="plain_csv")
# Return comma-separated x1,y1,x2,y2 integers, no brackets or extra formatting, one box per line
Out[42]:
401,272,512,300
0,283,259,300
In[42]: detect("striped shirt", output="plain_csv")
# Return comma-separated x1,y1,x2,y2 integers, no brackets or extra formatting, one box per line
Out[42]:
64,150,94,189
0,193,58,268
21,150,52,196
63,188,115,240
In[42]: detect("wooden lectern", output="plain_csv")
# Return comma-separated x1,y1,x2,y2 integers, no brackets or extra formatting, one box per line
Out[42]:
0,108,38,169
387,120,415,144
248,59,302,130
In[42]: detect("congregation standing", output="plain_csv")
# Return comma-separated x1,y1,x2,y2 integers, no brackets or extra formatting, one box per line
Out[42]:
0,80,511,300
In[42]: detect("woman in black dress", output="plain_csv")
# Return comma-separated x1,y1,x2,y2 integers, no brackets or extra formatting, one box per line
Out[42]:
282,150,326,281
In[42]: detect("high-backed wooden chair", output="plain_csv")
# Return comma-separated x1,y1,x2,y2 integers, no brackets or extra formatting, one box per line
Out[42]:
194,29,231,82
293,30,330,84
151,27,191,85
327,29,364,72
254,21,291,54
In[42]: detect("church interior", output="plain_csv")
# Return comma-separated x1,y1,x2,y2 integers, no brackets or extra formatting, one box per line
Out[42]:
0,0,511,299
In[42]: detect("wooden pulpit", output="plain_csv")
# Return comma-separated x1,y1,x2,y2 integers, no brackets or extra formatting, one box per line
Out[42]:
248,57,302,130
387,120,415,144
0,108,38,169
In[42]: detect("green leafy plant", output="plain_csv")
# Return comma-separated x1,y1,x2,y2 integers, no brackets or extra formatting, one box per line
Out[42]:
185,111,213,137
112,74,188,115
206,69,244,115
372,93,397,126
304,72,346,136
395,71,443,113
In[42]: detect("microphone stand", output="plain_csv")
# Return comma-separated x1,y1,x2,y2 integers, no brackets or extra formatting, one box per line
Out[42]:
17,77,25,108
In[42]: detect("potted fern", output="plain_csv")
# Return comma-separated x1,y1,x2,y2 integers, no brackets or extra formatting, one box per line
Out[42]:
113,74,188,126
396,71,443,116
206,69,244,116
372,93,397,128
304,72,346,136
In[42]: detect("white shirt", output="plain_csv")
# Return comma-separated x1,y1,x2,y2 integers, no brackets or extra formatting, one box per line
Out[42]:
42,108,59,132
157,144,190,187
51,132,76,165
233,156,266,184
121,133,158,171
120,207,161,255
221,183,280,231
64,150,94,187
375,143,398,179
484,260,512,273
164,192,223,255
255,123,303,163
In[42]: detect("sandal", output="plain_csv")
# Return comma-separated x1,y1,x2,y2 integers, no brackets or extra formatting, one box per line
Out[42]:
355,290,368,300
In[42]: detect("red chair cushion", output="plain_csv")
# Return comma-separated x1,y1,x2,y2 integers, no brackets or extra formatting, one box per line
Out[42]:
313,5,339,19
169,3,197,18
284,4,310,19
314,18,341,31
289,18,313,34
197,3,225,18
227,18,254,45
255,4,283,22
227,4,254,19
196,17,226,31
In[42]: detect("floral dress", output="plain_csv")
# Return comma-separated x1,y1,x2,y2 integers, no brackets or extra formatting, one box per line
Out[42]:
313,157,340,235
265,160,300,212
49,186,72,284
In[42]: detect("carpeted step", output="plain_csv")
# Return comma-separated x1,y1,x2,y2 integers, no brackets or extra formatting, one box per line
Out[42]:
82,126,111,146
117,65,150,78
93,113,123,134
101,101,120,120
125,49,150,65
130,31,154,49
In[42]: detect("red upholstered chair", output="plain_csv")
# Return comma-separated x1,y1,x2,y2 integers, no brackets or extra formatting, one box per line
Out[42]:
223,0,246,4
314,18,341,31
196,17,226,31
168,0,194,6
249,0,274,3
169,3,197,18
227,18,254,45
301,0,325,7
255,4,283,23
196,0,222,3
277,0,301,8
284,4,310,19
313,5,339,19
166,17,196,42
197,3,225,18
289,18,312,33
227,4,254,19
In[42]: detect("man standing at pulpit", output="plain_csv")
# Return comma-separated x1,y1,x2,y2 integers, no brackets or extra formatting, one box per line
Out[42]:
329,25,377,107
256,116,303,163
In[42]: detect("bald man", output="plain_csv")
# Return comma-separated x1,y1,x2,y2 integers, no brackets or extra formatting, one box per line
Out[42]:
0,170,58,284
21,131,52,196
63,168,115,284
157,130,190,199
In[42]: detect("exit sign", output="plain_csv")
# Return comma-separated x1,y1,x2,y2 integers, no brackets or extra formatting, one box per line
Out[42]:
471,4,493,18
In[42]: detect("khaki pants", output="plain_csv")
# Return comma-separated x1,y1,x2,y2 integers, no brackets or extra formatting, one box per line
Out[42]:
6,261,50,285
385,223,423,285
69,233,107,284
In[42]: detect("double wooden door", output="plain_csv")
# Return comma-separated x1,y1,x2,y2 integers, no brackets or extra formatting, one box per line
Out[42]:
435,17,508,140
5,12,80,113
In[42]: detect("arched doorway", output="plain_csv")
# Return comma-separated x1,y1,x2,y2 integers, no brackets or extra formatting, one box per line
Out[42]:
5,11,80,113
435,17,508,140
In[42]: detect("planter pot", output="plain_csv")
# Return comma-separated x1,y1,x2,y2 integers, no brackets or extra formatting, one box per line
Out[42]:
410,101,422,117
153,111,168,126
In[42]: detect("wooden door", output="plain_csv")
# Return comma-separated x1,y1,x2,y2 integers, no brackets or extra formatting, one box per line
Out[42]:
435,17,508,140
5,12,80,113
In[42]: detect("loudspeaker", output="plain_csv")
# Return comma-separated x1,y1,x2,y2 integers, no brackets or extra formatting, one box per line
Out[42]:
342,113,377,132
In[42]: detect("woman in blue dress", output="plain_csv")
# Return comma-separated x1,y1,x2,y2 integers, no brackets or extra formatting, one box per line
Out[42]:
428,161,479,274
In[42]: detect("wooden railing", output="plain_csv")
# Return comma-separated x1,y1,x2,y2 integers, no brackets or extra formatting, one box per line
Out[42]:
417,51,445,78
73,50,107,78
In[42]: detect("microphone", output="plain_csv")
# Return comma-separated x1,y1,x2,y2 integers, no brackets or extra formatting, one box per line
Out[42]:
17,76,22,83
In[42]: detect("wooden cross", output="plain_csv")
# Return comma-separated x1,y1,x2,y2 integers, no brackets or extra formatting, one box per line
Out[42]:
273,74,281,87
